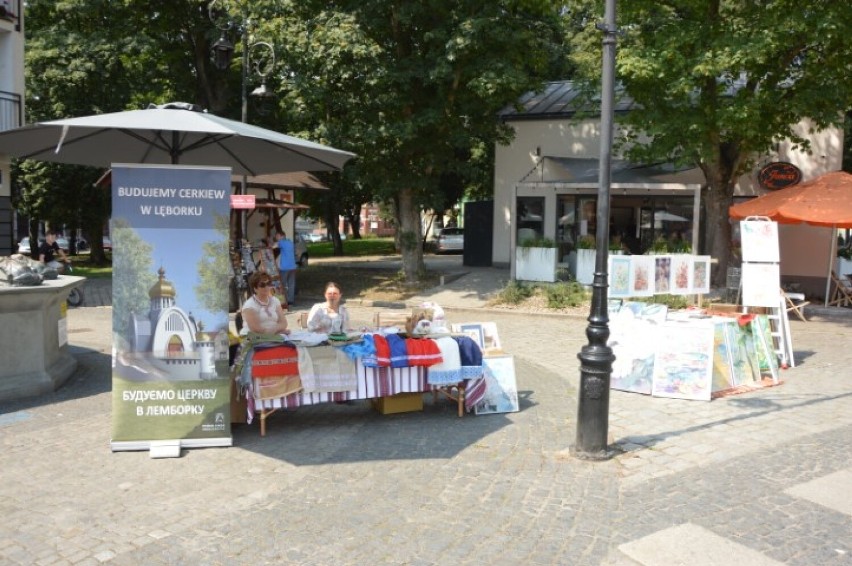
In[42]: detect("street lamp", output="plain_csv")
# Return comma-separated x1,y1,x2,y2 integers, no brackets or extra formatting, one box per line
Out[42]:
574,0,618,461
208,0,277,124
208,0,277,241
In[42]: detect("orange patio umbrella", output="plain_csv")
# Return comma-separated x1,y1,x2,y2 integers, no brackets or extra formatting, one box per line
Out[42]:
729,170,852,304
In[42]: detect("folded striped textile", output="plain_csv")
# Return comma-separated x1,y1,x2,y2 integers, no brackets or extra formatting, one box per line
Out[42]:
405,338,443,367
297,345,358,393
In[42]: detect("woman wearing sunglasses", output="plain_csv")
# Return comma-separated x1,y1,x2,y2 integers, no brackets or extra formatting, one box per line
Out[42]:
241,271,291,335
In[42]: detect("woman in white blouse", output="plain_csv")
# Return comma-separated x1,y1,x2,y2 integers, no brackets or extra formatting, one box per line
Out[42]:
307,282,350,333
241,272,290,335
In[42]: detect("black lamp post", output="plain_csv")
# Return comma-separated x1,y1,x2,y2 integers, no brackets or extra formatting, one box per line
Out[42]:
574,0,618,461
208,1,277,242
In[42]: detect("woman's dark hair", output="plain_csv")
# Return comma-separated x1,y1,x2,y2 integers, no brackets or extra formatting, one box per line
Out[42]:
325,281,341,292
248,271,271,290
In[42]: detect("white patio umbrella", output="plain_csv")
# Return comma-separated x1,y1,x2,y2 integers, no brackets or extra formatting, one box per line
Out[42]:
640,210,688,229
0,102,355,175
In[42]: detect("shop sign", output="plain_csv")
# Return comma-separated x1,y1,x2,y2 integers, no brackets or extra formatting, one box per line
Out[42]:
758,162,802,191
230,194,256,209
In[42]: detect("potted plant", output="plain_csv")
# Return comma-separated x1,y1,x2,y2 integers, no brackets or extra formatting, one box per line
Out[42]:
515,236,558,282
567,235,597,285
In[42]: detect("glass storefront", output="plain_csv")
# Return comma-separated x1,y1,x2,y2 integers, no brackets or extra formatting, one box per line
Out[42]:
525,194,696,264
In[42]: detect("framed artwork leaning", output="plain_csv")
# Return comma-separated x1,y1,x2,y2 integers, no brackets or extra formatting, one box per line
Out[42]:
476,355,520,415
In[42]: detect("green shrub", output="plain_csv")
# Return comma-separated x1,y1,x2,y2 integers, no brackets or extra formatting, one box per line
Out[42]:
555,267,572,282
498,280,534,304
544,281,590,308
633,294,690,309
518,236,557,248
577,235,596,249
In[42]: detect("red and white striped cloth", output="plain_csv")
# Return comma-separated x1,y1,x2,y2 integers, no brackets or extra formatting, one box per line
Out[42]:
246,358,487,423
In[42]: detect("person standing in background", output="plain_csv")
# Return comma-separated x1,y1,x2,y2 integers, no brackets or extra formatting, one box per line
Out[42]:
275,230,297,307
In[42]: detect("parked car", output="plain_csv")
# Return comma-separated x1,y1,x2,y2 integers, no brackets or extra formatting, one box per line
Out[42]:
16,237,39,254
17,236,69,255
435,227,464,253
102,237,113,251
299,232,324,243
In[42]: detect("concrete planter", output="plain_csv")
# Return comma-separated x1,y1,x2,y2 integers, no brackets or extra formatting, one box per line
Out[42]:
0,276,85,401
515,247,558,282
569,248,596,285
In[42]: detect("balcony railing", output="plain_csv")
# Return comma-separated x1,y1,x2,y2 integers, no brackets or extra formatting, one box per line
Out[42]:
0,90,22,132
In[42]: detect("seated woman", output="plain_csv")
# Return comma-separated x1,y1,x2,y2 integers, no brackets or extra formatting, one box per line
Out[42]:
307,281,350,334
241,272,290,335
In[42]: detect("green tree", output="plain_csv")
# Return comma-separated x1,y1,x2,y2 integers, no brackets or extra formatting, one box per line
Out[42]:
283,1,571,280
195,214,232,313
570,0,852,285
111,219,158,337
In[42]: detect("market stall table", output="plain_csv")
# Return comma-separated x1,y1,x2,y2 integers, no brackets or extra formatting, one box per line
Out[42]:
235,338,488,436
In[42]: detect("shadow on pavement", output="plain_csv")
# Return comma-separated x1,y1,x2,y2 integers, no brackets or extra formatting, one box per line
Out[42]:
615,390,852,450
0,347,112,414
232,357,540,465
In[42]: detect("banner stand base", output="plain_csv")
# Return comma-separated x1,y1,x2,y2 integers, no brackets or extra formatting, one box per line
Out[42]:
150,440,181,458
110,437,233,454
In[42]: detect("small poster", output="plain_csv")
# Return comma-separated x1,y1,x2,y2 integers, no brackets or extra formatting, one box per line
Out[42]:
651,321,715,401
670,255,693,295
608,255,632,298
654,255,672,294
692,256,711,294
630,255,655,297
741,263,781,307
475,356,519,415
740,220,780,263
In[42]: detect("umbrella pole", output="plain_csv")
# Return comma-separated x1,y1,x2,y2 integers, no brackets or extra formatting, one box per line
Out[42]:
825,227,837,307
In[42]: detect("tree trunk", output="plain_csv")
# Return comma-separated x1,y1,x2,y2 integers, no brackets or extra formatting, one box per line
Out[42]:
701,167,737,288
347,211,362,239
396,187,424,282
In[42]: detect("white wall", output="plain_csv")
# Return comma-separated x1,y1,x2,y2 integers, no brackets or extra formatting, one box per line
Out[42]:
493,116,844,269
493,118,602,265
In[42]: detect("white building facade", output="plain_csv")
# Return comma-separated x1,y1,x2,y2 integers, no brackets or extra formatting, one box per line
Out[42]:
493,81,844,294
0,0,23,256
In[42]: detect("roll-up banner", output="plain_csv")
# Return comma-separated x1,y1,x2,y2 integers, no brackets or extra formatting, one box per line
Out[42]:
110,164,233,452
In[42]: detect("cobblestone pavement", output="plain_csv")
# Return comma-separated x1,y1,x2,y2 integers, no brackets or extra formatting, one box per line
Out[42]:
0,273,850,565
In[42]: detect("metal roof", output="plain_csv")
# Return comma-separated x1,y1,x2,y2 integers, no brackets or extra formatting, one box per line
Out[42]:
499,80,636,121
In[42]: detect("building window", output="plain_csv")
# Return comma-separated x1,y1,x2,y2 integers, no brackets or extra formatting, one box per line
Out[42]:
516,196,544,245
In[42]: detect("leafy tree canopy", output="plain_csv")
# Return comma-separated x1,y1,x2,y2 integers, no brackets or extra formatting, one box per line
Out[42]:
568,0,852,284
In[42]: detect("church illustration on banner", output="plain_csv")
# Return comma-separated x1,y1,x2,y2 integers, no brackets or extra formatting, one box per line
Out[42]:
126,266,229,381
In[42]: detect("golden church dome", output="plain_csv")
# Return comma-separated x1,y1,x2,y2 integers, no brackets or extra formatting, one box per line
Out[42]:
148,266,176,299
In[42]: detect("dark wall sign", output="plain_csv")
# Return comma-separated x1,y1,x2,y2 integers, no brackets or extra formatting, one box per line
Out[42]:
758,161,802,191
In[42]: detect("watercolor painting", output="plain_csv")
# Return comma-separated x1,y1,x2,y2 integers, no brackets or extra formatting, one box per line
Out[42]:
609,256,632,298
654,255,672,294
609,314,655,395
651,322,715,401
630,255,655,297
740,220,780,263
741,263,781,307
476,356,519,414
692,256,711,294
670,255,693,295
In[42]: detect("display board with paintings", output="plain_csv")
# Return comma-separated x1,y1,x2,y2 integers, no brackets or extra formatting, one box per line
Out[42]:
606,254,712,298
610,313,778,401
